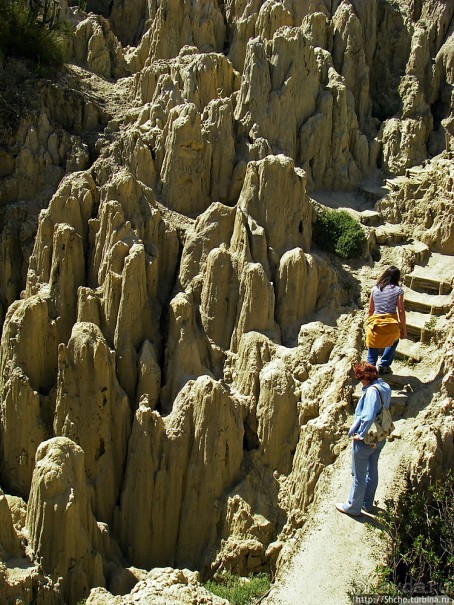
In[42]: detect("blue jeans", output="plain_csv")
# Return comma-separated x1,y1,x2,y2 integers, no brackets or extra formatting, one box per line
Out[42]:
367,339,399,368
343,439,386,515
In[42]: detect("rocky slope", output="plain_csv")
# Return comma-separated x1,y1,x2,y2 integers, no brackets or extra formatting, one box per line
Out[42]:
0,1,453,603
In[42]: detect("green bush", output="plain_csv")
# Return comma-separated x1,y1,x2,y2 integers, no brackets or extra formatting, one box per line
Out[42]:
374,474,453,598
205,572,270,605
0,0,65,67
313,208,366,259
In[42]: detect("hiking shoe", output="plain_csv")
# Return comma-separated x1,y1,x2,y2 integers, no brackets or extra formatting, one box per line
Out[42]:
378,365,392,375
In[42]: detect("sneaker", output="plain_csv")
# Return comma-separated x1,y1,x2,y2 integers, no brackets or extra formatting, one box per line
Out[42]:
335,502,361,517
378,365,393,375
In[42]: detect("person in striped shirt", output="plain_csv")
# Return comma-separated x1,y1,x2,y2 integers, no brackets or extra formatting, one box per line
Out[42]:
366,266,407,375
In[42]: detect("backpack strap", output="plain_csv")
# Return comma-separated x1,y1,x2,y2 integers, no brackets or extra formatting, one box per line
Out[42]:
370,385,384,413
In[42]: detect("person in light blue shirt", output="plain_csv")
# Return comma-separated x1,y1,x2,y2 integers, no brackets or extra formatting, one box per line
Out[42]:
336,361,392,516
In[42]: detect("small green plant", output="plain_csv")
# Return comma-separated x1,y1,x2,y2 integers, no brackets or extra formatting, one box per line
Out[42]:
313,208,366,259
424,316,437,331
361,474,454,600
205,571,271,605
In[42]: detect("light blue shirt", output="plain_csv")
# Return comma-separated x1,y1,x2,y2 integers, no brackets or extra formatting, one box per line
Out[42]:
348,378,392,440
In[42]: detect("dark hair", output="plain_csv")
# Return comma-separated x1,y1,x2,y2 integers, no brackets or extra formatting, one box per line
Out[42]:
354,362,378,382
377,266,401,291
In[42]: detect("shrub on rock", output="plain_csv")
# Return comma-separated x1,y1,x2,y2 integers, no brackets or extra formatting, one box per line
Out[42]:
313,208,366,259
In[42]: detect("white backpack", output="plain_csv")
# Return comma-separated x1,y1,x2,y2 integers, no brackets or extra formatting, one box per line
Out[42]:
363,385,395,445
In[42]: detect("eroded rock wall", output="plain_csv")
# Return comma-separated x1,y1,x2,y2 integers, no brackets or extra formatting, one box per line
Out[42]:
0,0,453,603
26,437,105,604
377,157,454,254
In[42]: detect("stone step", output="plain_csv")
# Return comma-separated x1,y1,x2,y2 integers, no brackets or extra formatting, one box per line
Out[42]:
385,176,407,191
351,383,408,418
405,310,431,341
404,253,454,295
382,371,421,391
404,273,452,295
390,394,407,417
400,240,431,265
358,210,381,227
374,223,407,245
404,289,452,315
405,310,448,342
395,339,423,363
404,166,427,182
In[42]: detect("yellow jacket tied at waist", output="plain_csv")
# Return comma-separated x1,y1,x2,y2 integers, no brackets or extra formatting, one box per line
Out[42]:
366,313,400,348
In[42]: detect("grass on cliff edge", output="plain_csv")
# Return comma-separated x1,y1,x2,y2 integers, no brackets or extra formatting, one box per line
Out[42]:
313,207,366,259
0,0,65,67
205,572,270,604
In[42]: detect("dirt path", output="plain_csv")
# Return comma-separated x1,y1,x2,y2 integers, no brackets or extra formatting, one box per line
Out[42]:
262,245,453,605
263,423,411,605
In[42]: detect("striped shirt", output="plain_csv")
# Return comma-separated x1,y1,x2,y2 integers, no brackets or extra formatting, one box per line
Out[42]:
371,284,404,314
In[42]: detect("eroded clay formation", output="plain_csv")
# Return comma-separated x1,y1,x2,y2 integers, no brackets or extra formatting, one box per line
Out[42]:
0,0,453,603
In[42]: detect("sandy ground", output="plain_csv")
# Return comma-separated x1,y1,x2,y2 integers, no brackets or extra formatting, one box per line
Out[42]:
263,427,410,605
